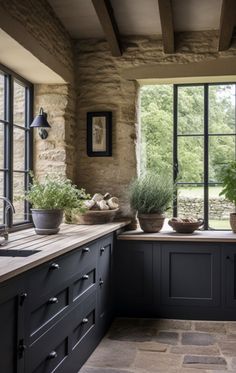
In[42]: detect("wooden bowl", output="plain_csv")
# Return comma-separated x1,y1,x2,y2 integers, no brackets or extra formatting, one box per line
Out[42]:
70,208,119,225
168,219,204,233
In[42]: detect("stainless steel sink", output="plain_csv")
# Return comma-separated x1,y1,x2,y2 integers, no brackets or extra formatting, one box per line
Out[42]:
0,249,41,257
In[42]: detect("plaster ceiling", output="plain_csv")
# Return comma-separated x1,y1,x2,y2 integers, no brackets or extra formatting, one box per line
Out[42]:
48,0,223,38
0,29,65,84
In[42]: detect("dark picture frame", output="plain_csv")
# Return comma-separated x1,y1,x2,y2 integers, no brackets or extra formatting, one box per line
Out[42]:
87,111,112,157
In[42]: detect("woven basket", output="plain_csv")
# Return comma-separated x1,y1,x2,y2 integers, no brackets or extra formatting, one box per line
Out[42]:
69,208,119,225
168,219,204,233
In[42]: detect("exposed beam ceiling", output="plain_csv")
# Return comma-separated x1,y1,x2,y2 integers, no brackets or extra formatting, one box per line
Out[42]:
91,0,122,57
158,0,175,54
218,0,236,51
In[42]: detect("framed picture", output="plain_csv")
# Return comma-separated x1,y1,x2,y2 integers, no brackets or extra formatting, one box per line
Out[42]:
87,111,112,157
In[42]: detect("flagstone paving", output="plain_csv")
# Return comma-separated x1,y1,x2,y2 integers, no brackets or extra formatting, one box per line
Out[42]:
79,318,236,373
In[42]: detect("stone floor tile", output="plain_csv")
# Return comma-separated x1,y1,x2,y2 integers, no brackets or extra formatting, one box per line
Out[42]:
179,369,207,373
134,350,182,372
194,322,226,334
183,355,227,370
108,326,156,342
79,369,135,373
218,341,236,356
225,322,236,335
83,340,137,369
136,341,168,352
155,331,179,345
182,333,216,346
139,318,192,331
171,345,220,355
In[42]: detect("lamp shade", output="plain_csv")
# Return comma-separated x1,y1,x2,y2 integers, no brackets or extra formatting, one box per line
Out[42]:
30,107,51,128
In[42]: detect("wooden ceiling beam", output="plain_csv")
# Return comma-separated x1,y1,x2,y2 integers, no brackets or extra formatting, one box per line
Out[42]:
158,0,175,54
92,0,122,57
218,0,236,51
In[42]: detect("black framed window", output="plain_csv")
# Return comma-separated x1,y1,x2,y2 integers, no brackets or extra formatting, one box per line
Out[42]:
174,83,236,230
0,64,33,228
140,83,236,230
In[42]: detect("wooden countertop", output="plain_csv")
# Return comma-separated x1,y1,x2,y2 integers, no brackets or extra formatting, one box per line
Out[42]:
118,228,236,242
0,221,128,283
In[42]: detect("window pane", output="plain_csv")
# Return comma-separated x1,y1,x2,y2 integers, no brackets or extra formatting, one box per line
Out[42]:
0,172,4,225
140,85,173,175
178,86,204,135
13,172,25,223
209,85,236,134
14,81,25,127
178,136,204,183
0,123,4,169
209,136,235,183
208,185,234,229
0,74,4,120
177,185,204,220
13,127,25,171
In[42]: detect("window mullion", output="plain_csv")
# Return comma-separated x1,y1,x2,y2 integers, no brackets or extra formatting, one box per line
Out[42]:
173,84,178,217
6,75,13,226
204,85,209,230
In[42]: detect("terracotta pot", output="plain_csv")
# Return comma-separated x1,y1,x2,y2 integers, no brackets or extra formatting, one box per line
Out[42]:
138,213,165,233
230,213,236,233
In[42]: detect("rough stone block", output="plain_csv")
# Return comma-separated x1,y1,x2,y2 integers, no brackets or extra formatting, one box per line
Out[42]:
182,332,216,346
183,355,227,370
155,331,179,345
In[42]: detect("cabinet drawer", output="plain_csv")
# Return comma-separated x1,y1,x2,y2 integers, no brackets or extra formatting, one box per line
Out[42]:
73,267,96,302
30,287,69,337
28,242,98,300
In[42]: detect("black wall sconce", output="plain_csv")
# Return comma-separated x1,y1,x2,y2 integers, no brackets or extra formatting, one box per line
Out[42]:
30,107,51,139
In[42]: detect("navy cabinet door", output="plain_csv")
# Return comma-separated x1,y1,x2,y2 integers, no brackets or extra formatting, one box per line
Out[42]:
161,243,221,307
115,241,153,317
223,244,236,308
0,277,26,373
97,234,113,338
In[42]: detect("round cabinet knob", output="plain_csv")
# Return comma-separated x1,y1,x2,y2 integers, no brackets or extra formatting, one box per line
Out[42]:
82,318,89,324
50,263,60,270
82,247,90,253
48,297,59,304
48,351,57,359
82,274,89,280
100,247,105,253
99,279,104,286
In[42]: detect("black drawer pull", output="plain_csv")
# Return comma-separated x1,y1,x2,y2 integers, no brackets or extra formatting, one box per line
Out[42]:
48,351,57,359
99,279,104,286
20,292,27,306
100,247,105,253
82,247,90,253
48,297,59,304
50,263,60,270
82,274,89,280
18,339,26,358
82,318,89,324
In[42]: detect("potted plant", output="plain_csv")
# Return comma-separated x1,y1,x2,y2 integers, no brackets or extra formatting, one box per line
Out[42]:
24,174,89,234
219,161,236,232
129,172,173,233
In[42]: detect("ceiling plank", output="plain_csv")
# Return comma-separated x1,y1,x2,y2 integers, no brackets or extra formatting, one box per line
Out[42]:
92,0,122,57
158,0,175,54
218,0,236,51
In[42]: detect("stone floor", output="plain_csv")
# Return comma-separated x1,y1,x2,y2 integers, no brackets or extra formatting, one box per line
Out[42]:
79,318,236,373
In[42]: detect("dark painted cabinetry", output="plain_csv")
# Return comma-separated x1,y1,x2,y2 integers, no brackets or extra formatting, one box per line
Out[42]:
116,240,236,320
0,233,114,373
0,277,26,373
115,241,153,317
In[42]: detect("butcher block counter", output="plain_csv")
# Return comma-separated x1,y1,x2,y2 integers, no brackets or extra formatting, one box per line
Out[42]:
0,221,128,283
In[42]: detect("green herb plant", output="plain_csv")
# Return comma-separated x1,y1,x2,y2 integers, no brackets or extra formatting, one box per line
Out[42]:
25,173,90,212
129,172,173,214
219,161,236,210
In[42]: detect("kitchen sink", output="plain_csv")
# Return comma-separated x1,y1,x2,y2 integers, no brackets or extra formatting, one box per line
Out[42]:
0,249,41,257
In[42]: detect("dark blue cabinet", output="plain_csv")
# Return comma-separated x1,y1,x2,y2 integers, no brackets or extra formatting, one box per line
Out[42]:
115,241,153,317
223,244,236,308
0,276,27,373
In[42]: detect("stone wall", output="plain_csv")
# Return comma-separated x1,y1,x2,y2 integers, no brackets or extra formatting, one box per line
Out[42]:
75,32,236,215
34,84,77,182
0,0,74,80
